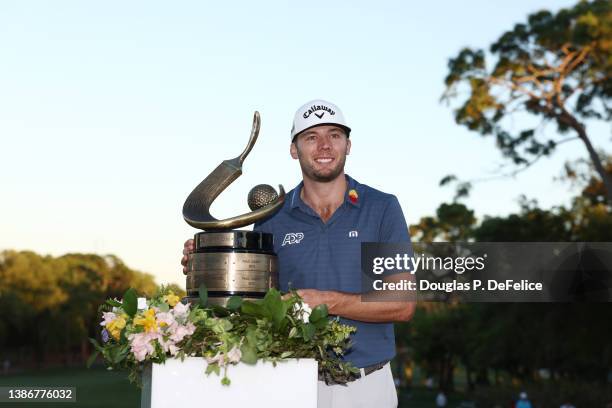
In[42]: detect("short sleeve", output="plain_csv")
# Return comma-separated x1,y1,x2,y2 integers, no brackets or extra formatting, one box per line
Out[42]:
253,221,263,233
253,219,273,234
379,196,411,243
379,196,414,274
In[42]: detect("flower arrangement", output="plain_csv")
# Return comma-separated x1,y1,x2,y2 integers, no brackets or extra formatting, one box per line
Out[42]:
89,286,358,386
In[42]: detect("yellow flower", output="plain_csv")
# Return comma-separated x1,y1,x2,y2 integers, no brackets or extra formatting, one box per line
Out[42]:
106,315,127,340
134,308,158,333
164,291,180,307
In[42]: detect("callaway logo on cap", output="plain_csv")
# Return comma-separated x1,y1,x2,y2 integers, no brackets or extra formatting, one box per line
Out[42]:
291,99,351,141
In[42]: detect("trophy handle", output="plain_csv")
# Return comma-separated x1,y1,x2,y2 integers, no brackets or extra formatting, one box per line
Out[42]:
237,112,259,165
182,111,285,230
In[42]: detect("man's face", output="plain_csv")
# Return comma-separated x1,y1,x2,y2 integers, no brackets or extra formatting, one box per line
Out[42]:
290,125,351,183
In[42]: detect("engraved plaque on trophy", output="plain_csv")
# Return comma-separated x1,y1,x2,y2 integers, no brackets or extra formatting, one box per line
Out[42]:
182,112,284,306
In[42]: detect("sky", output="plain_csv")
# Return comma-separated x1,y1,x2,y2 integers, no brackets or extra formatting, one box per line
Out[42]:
1,1,610,286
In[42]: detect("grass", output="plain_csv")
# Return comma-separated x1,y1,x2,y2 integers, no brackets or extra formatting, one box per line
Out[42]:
0,365,140,408
399,387,469,408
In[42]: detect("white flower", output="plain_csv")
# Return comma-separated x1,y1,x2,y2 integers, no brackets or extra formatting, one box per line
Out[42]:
206,352,224,366
227,346,242,364
172,302,190,319
137,297,147,310
100,312,117,326
293,301,312,323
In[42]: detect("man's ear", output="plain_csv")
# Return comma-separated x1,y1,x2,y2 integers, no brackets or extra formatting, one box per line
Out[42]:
290,142,299,160
346,138,351,155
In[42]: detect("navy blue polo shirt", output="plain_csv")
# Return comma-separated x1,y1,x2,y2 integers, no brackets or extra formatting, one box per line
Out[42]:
254,174,412,368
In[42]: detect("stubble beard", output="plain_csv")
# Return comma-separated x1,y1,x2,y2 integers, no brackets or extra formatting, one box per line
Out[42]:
297,149,348,183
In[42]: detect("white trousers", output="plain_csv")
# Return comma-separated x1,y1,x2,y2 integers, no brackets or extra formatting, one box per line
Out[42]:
317,363,398,408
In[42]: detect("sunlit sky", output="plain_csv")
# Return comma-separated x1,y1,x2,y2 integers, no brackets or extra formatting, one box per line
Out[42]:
2,1,609,286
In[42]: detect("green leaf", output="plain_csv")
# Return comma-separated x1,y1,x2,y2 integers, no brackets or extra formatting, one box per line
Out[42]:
288,327,298,338
205,363,220,376
309,304,328,323
240,343,258,365
226,296,243,311
89,338,104,353
198,283,208,307
280,351,293,359
210,304,230,317
262,289,287,329
122,288,138,317
312,318,328,330
111,344,130,364
86,350,99,368
220,319,233,332
241,300,264,317
245,326,257,346
221,377,231,386
301,323,316,342
157,302,170,313
106,299,122,308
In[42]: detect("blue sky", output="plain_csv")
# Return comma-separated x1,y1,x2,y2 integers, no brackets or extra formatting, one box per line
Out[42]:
1,1,609,286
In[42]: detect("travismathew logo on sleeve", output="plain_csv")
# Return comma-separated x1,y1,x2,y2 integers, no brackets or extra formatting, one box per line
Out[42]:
303,104,335,119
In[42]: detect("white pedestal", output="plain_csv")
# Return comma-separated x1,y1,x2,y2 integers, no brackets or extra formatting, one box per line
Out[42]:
141,357,318,408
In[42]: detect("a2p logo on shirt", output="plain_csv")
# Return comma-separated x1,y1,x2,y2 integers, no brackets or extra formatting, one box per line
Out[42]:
282,232,304,246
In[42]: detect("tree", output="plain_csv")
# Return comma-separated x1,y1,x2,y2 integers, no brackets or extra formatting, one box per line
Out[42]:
443,0,612,203
0,250,165,367
409,203,476,242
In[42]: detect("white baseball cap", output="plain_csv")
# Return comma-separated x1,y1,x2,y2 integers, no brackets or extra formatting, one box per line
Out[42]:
290,99,351,141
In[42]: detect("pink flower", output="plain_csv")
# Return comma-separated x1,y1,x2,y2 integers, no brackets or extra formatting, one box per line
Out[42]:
158,338,179,356
205,352,224,365
156,312,175,328
128,332,159,362
169,322,196,343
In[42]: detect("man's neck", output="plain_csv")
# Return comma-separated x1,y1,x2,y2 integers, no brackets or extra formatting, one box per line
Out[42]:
300,173,347,223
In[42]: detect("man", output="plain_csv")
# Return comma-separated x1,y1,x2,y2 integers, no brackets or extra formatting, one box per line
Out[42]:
182,99,415,407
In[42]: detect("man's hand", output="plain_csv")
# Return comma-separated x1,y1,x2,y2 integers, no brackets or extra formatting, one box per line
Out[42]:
181,239,194,273
297,289,334,309
296,283,415,323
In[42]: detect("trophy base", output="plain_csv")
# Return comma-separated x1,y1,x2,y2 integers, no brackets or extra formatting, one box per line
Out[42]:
186,230,278,304
182,295,264,307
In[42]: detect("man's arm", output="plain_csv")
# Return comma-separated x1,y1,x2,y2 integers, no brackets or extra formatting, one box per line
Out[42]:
301,195,416,323
298,272,416,323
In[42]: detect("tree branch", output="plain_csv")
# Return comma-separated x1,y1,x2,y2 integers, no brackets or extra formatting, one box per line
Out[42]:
456,137,580,185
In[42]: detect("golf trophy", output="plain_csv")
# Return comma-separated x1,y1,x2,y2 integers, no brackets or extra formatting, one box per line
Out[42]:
182,112,285,306
141,112,317,408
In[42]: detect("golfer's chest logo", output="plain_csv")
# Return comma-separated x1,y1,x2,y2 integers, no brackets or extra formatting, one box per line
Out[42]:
282,232,304,246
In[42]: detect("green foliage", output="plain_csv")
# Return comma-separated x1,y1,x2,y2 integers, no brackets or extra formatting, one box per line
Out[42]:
122,288,138,317
405,166,612,394
0,250,179,365
225,296,243,311
401,302,612,396
409,203,476,242
94,288,357,386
